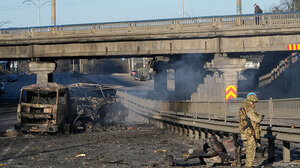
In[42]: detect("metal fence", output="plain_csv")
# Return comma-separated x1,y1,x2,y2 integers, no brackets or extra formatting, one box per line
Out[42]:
259,53,299,87
1,12,300,38
119,91,300,125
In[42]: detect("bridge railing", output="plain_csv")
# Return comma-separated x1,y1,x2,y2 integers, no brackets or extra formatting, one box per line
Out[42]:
1,12,300,38
119,91,300,126
259,53,299,87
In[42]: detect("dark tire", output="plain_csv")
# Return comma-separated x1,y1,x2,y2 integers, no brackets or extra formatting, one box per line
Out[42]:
63,124,71,134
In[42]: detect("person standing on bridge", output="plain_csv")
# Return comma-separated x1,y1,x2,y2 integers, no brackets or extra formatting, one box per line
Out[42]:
254,4,263,25
239,92,263,167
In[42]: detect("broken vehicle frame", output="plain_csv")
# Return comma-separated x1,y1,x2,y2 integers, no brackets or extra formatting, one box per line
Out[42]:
67,83,123,132
15,82,125,133
15,83,69,133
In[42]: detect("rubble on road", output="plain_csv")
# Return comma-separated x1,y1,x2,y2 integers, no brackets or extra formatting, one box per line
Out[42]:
0,125,299,168
4,128,18,137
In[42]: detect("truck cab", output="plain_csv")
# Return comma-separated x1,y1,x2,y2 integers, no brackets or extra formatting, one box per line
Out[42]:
15,83,69,133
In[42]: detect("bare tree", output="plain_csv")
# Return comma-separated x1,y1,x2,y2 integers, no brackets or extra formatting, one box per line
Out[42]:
271,0,300,12
0,21,10,27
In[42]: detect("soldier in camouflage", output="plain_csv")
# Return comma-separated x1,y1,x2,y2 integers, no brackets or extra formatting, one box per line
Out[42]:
239,92,263,167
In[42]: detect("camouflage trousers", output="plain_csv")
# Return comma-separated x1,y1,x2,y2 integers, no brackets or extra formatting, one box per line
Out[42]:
245,136,257,167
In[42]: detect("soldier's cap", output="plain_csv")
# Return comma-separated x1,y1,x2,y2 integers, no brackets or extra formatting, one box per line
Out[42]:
247,92,257,97
247,92,258,103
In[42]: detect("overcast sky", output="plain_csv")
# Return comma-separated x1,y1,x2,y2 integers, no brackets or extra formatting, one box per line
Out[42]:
0,0,281,28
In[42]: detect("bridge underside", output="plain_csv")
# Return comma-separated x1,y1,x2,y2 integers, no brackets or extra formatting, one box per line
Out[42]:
0,34,299,60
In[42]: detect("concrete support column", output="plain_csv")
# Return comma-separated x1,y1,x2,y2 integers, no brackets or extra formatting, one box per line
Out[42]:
175,125,179,134
166,123,170,130
216,55,245,86
207,130,212,138
153,61,168,96
145,118,150,125
170,124,175,133
171,55,205,100
201,129,206,140
189,127,194,139
149,119,153,126
179,125,183,136
159,122,164,129
154,121,158,128
29,61,56,84
215,133,220,140
184,127,188,136
283,141,290,163
215,131,223,140
205,54,246,101
195,129,199,140
168,123,172,132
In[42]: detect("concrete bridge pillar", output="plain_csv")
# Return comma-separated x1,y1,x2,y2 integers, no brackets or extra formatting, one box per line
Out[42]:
179,125,183,136
189,127,194,139
197,54,246,101
175,124,179,134
170,55,206,100
29,61,56,84
152,61,168,97
211,54,246,85
194,129,200,140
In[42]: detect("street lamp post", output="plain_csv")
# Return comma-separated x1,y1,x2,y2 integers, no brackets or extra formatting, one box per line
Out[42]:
237,0,242,15
51,0,56,25
181,0,184,17
23,0,50,26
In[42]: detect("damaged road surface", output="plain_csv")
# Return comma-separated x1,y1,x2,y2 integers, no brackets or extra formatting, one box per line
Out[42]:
0,125,205,168
1,125,299,168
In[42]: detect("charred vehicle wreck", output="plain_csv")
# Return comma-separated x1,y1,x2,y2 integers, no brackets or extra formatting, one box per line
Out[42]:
15,83,128,133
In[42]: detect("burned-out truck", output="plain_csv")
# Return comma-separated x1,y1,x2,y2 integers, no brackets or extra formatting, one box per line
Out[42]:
15,83,127,133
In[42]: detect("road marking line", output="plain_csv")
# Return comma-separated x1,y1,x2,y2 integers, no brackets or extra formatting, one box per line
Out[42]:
0,117,16,121
0,144,11,158
7,142,33,163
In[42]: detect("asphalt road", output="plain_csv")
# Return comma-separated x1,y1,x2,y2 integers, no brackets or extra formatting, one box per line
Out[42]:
0,73,299,168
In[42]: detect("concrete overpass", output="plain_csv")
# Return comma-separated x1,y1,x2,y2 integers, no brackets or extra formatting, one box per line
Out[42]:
1,12,300,59
1,12,300,100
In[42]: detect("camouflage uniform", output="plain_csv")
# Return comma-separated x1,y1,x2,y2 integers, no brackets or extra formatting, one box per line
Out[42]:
239,94,262,167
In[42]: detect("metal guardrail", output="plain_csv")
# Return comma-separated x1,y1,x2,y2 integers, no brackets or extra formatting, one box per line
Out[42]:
1,12,300,38
118,90,300,140
119,91,300,123
118,90,300,162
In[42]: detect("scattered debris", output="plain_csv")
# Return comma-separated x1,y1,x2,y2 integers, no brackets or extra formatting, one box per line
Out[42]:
154,149,167,153
4,129,18,137
75,154,86,157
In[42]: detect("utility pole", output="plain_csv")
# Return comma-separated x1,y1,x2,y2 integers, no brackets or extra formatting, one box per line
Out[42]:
51,0,56,25
181,0,184,17
237,0,242,15
23,0,50,26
